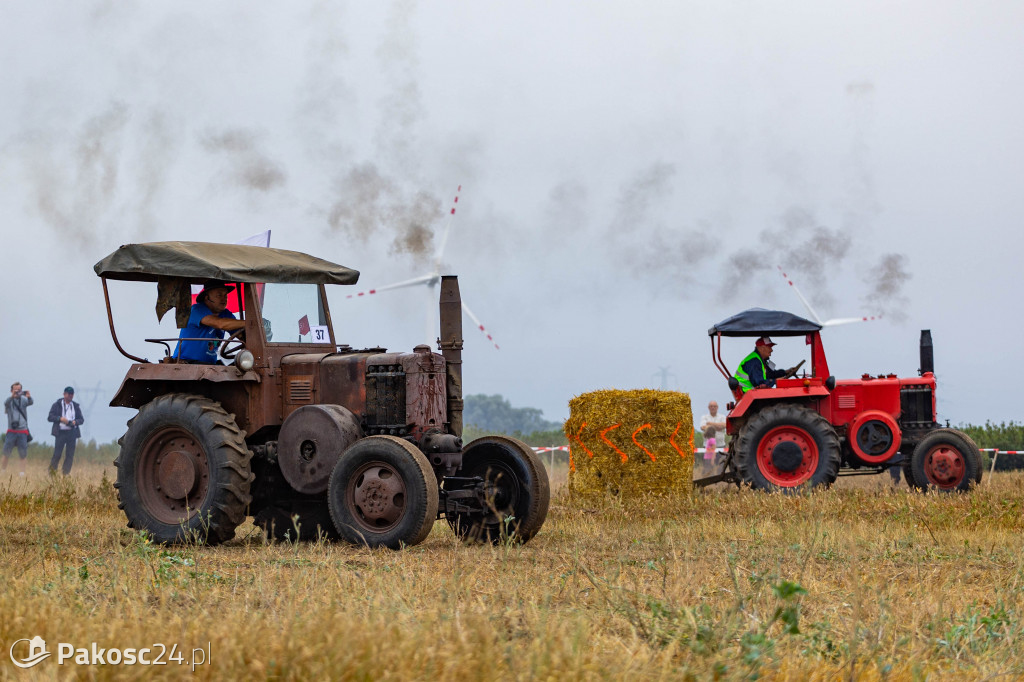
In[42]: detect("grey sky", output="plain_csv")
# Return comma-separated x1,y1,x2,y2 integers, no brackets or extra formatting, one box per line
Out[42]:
1,1,1021,442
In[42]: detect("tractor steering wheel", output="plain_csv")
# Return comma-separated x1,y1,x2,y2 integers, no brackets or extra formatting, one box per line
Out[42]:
783,359,806,379
220,328,246,359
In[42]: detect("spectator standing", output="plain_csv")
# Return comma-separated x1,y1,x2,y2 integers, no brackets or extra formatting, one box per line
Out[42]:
699,401,728,474
702,426,719,476
887,454,903,485
699,401,727,443
48,386,84,476
2,382,33,477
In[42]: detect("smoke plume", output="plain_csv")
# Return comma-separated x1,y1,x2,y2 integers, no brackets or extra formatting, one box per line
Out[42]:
325,163,443,260
373,0,424,174
862,253,911,322
20,101,130,248
200,129,288,193
544,181,589,234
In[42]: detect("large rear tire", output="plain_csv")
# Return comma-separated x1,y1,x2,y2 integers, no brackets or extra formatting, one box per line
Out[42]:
735,403,840,493
114,394,253,545
906,428,981,492
447,435,550,544
327,436,438,549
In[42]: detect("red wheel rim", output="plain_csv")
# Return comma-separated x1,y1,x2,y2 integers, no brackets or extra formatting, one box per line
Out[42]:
346,461,408,533
755,425,819,487
923,444,965,489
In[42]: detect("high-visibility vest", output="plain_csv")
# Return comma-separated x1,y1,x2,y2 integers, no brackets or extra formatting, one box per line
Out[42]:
734,350,767,392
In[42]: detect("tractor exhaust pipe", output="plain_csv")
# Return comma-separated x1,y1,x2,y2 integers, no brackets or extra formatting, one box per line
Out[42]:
919,329,934,376
438,276,464,438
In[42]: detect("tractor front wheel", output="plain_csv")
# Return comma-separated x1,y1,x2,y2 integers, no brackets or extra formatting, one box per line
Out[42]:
114,394,253,545
327,436,439,549
735,404,840,493
906,429,982,492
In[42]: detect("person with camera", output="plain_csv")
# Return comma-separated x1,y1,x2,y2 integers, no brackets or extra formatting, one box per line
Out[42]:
2,382,33,477
47,386,84,476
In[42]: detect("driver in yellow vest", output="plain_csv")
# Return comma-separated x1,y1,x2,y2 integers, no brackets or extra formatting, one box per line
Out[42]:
734,336,798,391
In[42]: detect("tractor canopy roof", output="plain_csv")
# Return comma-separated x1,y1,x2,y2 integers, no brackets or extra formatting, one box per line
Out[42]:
708,308,822,337
93,241,360,285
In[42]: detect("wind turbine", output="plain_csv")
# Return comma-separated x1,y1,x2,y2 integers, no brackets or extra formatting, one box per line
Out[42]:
345,186,501,350
777,266,881,327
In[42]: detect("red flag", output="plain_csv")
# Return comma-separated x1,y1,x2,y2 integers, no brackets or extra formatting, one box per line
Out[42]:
189,231,272,313
298,315,310,336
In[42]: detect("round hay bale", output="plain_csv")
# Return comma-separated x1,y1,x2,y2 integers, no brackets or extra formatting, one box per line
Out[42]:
564,389,693,498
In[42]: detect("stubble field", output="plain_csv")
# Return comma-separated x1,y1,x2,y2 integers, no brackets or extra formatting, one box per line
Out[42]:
2,459,1024,681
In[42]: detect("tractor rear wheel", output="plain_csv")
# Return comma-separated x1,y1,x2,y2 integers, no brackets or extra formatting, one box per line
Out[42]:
114,394,253,545
327,436,438,549
735,403,840,493
906,428,981,492
447,435,550,544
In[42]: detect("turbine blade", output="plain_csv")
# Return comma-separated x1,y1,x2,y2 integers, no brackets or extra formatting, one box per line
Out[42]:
345,274,437,299
434,185,461,270
461,301,500,350
777,266,823,325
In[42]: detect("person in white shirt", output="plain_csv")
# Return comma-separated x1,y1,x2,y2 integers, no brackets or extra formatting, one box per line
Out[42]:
698,401,728,471
47,387,84,475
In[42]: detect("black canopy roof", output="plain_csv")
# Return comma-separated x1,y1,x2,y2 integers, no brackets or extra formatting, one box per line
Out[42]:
94,241,360,285
708,308,822,337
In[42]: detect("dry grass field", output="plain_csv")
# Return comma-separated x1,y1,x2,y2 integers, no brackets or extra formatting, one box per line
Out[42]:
3,458,1024,681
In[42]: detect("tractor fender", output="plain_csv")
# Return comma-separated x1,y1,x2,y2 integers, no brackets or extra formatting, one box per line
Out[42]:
111,363,260,409
726,386,830,431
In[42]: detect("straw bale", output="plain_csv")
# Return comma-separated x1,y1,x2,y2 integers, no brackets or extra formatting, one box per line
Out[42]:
564,389,693,498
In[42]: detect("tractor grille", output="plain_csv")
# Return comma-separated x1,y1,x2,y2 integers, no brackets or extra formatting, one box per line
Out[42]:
900,386,934,428
365,364,407,430
287,377,313,403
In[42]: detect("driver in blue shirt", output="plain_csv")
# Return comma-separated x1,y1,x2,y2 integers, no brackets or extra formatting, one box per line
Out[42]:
174,280,245,364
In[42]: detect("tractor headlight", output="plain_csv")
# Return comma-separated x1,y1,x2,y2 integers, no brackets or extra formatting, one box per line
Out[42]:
236,350,255,372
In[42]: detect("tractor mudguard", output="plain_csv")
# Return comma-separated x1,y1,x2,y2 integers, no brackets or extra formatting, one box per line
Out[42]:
727,385,830,423
110,363,260,409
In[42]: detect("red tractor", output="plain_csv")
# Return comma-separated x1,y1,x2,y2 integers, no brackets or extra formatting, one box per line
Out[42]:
698,308,982,492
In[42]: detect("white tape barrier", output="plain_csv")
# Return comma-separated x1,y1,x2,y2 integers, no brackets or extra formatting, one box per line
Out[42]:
982,449,1024,485
534,446,719,454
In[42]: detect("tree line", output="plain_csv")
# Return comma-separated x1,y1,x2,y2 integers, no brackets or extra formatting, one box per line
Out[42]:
3,414,1019,467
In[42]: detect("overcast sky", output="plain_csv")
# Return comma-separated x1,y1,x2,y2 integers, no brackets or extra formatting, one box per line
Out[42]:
1,1,1021,442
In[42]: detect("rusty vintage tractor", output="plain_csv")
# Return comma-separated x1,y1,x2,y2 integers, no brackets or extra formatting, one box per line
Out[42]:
698,308,982,493
94,241,549,547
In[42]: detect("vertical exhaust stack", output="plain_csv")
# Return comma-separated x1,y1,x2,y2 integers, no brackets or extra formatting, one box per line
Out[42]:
439,276,464,438
919,329,934,375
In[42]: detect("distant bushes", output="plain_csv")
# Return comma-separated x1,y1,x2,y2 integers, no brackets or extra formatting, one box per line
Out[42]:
0,435,119,464
959,421,1024,471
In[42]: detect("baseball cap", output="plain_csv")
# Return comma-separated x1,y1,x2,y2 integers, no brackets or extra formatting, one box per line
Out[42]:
755,336,777,347
64,386,75,394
